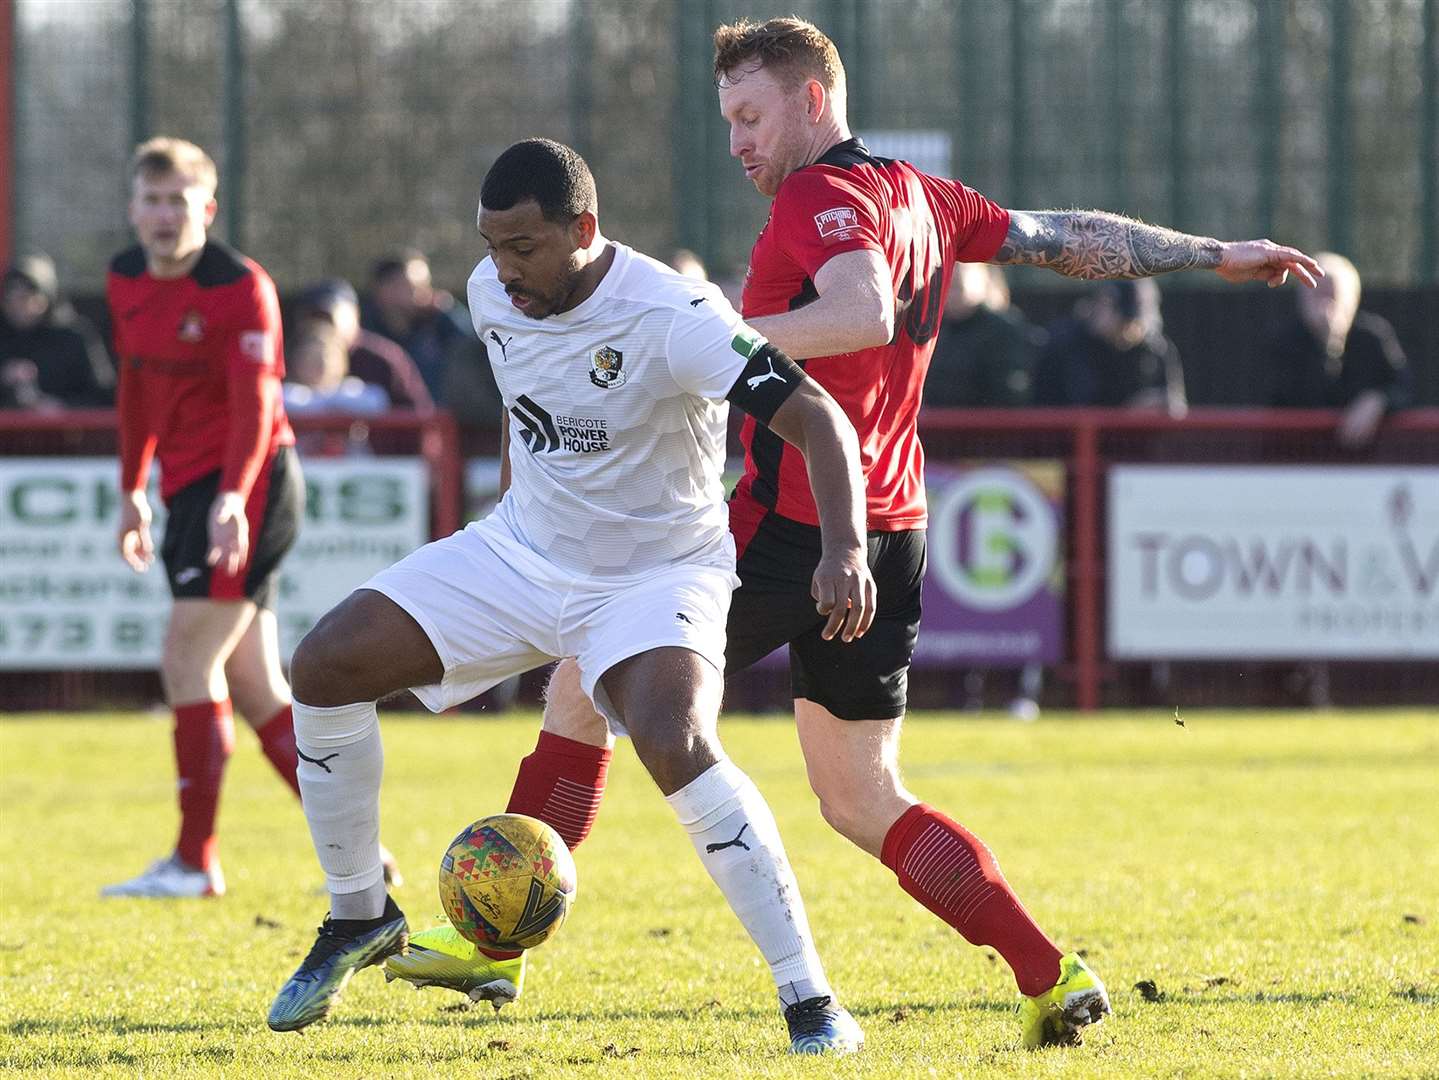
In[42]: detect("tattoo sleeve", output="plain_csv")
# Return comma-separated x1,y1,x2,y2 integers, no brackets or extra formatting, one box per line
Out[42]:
992,210,1224,279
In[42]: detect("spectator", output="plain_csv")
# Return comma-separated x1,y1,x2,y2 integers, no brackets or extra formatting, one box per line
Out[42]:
360,249,467,402
1265,251,1411,448
1034,279,1185,415
925,263,1040,408
283,322,390,417
668,248,709,281
439,329,506,433
293,278,433,413
1,253,114,410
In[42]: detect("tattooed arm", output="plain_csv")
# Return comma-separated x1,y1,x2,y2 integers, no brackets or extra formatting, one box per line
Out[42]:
992,210,1322,288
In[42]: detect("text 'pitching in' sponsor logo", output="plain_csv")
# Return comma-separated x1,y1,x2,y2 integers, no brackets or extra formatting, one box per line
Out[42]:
813,206,860,242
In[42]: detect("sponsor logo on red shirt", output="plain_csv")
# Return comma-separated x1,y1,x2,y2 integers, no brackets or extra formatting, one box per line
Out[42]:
813,206,860,242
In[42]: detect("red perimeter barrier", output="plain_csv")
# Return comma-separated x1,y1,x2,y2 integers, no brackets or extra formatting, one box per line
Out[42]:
2,407,1436,710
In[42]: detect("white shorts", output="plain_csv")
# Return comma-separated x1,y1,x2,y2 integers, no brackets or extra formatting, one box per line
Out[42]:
361,509,738,732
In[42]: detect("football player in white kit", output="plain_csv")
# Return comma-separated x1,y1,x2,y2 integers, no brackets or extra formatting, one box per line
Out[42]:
268,140,876,1054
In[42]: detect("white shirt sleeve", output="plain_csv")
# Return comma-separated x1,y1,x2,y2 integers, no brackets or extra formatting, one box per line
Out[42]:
664,285,764,399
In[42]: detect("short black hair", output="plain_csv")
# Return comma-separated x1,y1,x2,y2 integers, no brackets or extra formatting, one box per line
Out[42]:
371,248,426,284
480,139,596,224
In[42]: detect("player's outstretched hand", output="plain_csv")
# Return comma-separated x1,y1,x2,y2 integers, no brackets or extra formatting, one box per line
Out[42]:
117,490,154,573
1216,240,1324,288
812,547,877,643
206,491,250,578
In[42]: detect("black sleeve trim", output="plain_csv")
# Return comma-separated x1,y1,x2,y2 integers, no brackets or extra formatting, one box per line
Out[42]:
725,342,806,425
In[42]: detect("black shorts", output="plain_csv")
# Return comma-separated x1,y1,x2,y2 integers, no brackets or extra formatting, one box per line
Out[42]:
725,513,925,721
159,446,303,610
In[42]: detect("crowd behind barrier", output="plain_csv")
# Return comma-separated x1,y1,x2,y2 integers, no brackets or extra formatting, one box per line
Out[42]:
3,240,1436,713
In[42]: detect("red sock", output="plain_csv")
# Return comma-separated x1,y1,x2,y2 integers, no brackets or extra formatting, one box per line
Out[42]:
881,803,1063,996
173,700,236,871
255,704,301,798
505,731,611,851
476,732,611,960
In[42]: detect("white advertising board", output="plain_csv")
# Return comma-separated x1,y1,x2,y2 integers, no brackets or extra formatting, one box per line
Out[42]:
1108,466,1439,659
0,457,429,669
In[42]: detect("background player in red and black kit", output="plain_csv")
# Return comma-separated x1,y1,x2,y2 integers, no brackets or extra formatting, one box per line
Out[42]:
102,138,399,898
400,17,1322,1048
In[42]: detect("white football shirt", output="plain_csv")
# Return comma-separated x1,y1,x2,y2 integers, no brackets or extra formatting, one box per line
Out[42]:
468,243,761,579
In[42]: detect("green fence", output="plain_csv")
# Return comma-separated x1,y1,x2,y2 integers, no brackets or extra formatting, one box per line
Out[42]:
11,0,1438,293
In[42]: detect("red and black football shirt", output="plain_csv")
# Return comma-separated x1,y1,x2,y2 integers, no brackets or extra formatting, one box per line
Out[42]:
107,242,293,502
731,138,1010,545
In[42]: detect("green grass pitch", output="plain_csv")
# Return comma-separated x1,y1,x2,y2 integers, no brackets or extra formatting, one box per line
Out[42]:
2,710,1436,1077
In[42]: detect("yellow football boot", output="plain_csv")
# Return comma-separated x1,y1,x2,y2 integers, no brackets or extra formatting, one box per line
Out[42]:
383,923,526,1010
1019,952,1111,1048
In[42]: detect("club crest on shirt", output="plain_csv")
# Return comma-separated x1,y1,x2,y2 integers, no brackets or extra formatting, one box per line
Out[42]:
814,206,860,242
589,345,626,389
177,310,206,342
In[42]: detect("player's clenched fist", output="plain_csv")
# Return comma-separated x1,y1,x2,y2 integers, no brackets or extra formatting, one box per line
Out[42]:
812,548,877,643
117,489,154,572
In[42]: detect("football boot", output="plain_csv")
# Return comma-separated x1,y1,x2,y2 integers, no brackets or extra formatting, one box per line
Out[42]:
100,854,225,898
267,896,409,1032
1019,952,1111,1048
783,995,865,1055
384,924,526,1010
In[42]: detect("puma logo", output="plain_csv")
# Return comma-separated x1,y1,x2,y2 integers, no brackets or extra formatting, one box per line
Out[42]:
746,357,787,392
705,823,750,854
489,330,514,362
689,297,706,307
173,567,203,585
296,748,340,774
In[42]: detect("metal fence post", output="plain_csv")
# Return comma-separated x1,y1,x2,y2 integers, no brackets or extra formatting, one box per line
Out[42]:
222,0,245,251
1009,0,1028,207
952,0,973,176
673,0,710,263
1422,0,1437,283
1254,0,1282,239
1106,0,1129,212
1328,0,1351,255
1,0,15,266
130,0,150,151
1167,0,1188,229
569,0,595,161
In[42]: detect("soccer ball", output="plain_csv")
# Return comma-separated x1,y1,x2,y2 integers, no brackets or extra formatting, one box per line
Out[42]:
438,813,577,951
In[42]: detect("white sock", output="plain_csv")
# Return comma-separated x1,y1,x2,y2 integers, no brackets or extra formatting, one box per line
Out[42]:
292,698,387,919
665,759,833,1007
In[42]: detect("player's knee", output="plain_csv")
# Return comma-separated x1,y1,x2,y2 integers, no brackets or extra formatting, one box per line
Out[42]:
810,768,908,849
628,718,718,795
541,660,610,746
288,625,359,706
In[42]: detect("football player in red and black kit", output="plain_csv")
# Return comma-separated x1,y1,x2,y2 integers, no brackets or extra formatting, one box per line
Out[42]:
101,138,399,899
396,18,1322,1048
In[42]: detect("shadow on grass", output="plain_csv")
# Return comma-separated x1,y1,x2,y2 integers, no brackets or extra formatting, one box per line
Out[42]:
1390,987,1439,1005
332,996,1014,1029
1146,990,1385,1007
4,1017,221,1037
